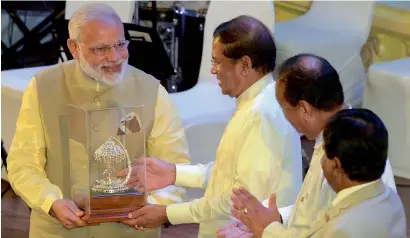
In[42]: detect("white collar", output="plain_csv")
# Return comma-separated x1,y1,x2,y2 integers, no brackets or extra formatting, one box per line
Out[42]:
332,179,380,207
314,131,324,150
236,73,273,110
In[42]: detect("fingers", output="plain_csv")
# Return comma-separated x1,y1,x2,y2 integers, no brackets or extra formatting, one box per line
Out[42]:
133,215,148,228
127,176,141,187
241,233,255,238
237,221,249,232
67,201,84,217
268,193,277,209
70,216,87,227
231,193,246,212
217,227,237,238
217,222,238,235
128,207,146,219
66,201,86,227
60,210,86,229
116,168,128,177
117,165,144,177
233,187,260,211
231,207,246,225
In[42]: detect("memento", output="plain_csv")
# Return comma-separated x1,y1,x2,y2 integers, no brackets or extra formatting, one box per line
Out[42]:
64,105,147,224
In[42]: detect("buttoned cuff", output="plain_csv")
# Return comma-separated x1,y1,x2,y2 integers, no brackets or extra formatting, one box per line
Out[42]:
41,192,63,216
166,201,192,225
278,204,294,225
262,221,285,238
175,164,204,188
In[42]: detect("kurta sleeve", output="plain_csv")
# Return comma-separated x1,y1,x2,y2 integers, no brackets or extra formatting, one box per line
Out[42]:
7,78,63,215
166,110,301,224
175,162,214,189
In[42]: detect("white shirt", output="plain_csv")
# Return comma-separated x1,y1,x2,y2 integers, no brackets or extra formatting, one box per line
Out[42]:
166,74,302,237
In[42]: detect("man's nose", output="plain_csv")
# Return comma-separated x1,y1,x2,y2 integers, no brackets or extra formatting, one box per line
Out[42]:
210,66,217,75
106,47,122,62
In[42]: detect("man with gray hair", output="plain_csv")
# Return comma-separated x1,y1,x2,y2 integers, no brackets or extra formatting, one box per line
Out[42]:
7,3,190,238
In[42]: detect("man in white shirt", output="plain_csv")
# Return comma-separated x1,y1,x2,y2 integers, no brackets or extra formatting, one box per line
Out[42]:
123,15,302,237
229,109,407,237
217,53,397,238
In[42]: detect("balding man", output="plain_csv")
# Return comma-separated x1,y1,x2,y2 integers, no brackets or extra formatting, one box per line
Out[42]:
7,3,190,238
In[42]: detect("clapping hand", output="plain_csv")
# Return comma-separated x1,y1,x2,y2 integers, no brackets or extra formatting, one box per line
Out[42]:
230,187,282,237
217,220,255,238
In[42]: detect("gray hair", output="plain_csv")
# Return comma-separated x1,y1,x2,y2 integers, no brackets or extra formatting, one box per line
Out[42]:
68,3,122,40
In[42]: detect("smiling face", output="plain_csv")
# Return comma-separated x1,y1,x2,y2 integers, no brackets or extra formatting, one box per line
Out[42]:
68,16,129,85
210,39,247,98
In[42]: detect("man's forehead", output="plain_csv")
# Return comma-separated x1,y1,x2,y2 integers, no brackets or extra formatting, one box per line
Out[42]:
80,17,123,44
211,39,226,60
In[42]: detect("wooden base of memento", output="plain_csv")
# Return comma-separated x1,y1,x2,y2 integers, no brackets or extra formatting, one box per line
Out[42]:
84,192,146,224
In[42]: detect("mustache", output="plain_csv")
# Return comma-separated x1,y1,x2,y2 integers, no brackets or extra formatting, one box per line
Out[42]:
99,58,127,68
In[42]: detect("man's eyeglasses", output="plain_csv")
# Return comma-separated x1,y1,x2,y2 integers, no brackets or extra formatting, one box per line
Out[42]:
211,59,221,69
79,40,129,56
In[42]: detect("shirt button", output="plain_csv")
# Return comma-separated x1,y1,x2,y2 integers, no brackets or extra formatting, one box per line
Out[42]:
94,97,100,102
93,126,100,132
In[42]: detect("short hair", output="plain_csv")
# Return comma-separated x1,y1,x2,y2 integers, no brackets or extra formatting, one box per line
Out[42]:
213,15,276,73
68,3,122,40
323,108,388,182
278,53,344,111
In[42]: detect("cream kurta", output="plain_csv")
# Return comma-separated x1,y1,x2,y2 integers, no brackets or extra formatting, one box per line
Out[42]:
262,132,398,237
7,61,190,238
302,180,406,238
167,74,303,238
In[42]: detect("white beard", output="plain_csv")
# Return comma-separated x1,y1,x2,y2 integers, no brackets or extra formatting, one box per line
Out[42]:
78,50,128,86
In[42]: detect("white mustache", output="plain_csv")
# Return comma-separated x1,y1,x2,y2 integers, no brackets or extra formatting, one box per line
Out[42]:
99,59,126,69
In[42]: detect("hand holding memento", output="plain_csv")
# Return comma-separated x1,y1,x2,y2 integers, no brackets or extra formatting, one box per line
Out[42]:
118,157,176,191
123,204,168,229
50,199,87,230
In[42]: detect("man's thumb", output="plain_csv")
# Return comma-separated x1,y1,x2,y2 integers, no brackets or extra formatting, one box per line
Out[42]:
67,201,84,217
268,193,277,209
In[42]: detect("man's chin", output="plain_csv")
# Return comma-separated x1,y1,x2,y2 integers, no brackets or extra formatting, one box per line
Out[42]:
98,74,123,86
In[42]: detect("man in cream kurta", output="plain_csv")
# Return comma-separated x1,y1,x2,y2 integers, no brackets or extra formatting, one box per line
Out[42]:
261,132,396,237
219,53,397,238
169,74,301,237
6,3,189,238
127,16,302,238
300,109,406,238
304,180,406,238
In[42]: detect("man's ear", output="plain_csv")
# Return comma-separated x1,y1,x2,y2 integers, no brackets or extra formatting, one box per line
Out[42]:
299,100,312,119
67,39,80,60
240,56,252,75
333,157,344,179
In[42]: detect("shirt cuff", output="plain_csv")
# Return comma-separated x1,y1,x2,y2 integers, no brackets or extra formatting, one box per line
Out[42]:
278,204,294,225
262,221,285,238
166,201,192,225
175,164,204,188
41,192,62,215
